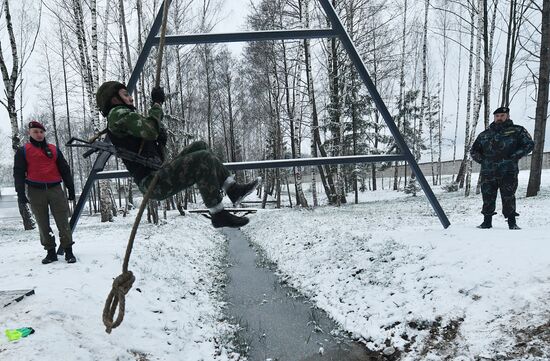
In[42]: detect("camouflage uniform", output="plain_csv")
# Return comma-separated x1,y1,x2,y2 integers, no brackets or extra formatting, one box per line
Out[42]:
470,119,534,218
107,105,230,208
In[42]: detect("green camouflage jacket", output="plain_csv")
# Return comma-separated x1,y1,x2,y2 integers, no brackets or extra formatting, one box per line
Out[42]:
470,119,534,176
107,104,166,182
107,104,164,140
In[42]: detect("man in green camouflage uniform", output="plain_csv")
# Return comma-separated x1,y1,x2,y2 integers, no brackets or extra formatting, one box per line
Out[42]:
470,107,534,230
96,81,259,228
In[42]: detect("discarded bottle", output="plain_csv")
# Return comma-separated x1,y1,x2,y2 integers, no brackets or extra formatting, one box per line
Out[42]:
5,327,35,341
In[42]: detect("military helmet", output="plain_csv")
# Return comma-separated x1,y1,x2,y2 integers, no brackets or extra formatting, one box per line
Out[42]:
96,81,127,116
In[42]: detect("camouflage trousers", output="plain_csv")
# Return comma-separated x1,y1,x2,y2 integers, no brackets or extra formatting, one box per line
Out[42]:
480,173,519,218
138,141,230,208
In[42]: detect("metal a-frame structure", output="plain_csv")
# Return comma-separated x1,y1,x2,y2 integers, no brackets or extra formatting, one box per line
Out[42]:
69,0,450,231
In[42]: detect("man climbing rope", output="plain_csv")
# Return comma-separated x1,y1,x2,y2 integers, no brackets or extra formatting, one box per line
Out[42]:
95,81,258,228
13,121,77,264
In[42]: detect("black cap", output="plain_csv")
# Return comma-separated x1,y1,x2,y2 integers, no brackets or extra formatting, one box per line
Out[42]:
493,107,509,115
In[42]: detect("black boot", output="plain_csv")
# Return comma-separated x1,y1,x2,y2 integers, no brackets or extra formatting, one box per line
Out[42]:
42,248,58,264
477,215,492,229
211,210,250,228
64,247,77,263
507,216,521,230
226,177,261,206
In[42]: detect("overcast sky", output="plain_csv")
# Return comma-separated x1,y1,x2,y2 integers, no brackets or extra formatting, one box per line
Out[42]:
1,0,548,166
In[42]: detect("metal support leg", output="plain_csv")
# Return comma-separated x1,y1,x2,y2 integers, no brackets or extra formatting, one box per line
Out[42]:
69,151,112,232
317,0,450,228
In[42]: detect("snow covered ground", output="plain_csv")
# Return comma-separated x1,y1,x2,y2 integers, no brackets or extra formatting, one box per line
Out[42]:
1,169,549,360
0,211,237,361
242,169,550,360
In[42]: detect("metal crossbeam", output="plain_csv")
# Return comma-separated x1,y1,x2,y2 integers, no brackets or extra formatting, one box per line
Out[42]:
159,29,337,46
71,0,450,232
94,154,407,180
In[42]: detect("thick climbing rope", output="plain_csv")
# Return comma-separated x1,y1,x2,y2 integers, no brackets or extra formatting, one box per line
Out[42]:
102,0,171,334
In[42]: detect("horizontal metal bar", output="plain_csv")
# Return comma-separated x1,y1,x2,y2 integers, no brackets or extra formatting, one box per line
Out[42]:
96,170,133,179
225,154,407,171
158,29,338,46
95,154,406,180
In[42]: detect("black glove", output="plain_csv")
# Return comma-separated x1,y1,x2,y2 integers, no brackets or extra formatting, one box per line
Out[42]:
17,193,28,204
151,87,166,105
68,189,76,201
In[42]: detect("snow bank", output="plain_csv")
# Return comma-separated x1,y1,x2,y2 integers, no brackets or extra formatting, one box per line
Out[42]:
242,170,550,360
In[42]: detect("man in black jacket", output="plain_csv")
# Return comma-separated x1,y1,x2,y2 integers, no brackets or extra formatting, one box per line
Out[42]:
470,107,534,230
13,121,77,264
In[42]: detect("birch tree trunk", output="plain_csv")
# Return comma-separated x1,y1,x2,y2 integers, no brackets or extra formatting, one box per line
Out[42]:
418,0,430,162
452,16,463,182
456,3,477,187
60,25,74,174
395,0,408,190
302,0,318,206
0,0,34,230
45,45,60,147
465,0,485,197
303,10,331,204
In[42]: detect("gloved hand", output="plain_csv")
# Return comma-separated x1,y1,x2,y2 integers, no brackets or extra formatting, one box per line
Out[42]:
151,87,165,105
68,189,76,201
17,193,28,204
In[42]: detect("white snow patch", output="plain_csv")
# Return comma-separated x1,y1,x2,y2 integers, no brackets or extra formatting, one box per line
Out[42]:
0,213,237,361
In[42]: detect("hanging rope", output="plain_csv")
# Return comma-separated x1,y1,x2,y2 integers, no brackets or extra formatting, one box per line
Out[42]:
102,0,171,334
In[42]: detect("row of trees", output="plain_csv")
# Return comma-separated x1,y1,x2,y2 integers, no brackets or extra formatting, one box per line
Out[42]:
0,0,548,226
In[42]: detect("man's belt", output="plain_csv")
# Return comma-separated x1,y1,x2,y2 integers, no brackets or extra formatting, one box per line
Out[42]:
26,181,61,190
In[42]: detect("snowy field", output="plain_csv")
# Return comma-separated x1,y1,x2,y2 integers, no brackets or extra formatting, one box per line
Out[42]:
0,212,237,360
242,169,550,360
0,169,549,360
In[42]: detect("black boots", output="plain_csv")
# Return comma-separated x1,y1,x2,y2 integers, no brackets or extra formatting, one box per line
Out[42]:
42,249,58,264
477,215,492,229
42,247,76,264
477,215,521,229
211,210,250,228
507,216,521,230
226,177,261,206
65,247,77,263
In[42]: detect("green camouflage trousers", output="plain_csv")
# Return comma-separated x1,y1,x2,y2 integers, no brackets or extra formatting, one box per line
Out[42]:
138,141,230,208
480,174,519,218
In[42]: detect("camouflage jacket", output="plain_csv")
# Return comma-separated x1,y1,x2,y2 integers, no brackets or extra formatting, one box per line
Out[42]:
470,119,534,176
107,104,166,182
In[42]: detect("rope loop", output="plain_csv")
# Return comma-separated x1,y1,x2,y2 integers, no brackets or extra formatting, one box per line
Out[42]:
102,271,135,334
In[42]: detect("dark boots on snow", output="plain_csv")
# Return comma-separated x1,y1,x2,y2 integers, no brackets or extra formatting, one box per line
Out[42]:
507,216,521,230
477,215,492,229
64,247,77,263
226,177,261,206
211,210,249,228
42,248,58,264
42,247,76,264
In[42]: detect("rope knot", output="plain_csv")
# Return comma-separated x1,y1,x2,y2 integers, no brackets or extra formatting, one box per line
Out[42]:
113,271,135,294
102,271,135,334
